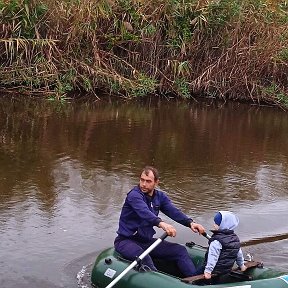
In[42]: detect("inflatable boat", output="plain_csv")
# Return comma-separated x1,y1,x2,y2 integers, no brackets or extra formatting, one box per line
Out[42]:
91,234,288,288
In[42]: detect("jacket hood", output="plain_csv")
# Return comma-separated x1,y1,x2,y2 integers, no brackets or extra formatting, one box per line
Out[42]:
218,211,239,230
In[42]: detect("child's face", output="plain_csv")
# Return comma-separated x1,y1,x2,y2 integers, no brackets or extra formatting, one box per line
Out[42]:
213,223,219,230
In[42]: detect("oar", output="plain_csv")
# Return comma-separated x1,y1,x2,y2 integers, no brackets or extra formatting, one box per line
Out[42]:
202,231,283,248
105,232,168,288
201,232,211,240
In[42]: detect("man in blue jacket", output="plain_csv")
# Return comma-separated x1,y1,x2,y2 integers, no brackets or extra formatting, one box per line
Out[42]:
114,166,205,277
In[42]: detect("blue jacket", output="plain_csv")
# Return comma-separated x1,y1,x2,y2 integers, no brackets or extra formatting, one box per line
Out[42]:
117,185,193,241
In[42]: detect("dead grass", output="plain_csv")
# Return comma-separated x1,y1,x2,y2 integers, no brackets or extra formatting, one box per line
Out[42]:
0,0,287,107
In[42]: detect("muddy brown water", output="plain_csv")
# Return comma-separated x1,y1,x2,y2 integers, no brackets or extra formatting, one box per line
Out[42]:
0,98,288,288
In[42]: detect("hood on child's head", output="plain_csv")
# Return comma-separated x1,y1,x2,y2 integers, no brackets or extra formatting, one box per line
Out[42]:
215,211,239,230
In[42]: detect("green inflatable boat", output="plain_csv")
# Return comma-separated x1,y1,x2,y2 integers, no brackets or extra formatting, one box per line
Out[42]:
91,234,288,288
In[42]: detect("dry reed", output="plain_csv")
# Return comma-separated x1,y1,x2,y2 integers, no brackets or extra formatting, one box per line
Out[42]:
0,0,287,107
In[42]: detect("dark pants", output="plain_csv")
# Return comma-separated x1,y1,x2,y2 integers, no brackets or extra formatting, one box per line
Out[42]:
114,236,197,277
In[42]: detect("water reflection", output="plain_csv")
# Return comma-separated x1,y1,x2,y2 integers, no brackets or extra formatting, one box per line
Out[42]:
0,98,288,287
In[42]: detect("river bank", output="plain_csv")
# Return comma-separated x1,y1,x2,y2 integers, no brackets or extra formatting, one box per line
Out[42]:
0,0,288,108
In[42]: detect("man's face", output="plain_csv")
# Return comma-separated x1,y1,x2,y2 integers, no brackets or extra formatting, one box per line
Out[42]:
139,170,158,195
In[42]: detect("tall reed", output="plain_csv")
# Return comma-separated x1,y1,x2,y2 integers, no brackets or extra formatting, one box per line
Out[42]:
0,0,287,107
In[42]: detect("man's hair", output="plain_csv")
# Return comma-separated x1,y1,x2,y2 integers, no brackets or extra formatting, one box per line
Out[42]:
141,166,159,181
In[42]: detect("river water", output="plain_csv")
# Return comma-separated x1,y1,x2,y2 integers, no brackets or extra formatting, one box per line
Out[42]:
0,98,288,288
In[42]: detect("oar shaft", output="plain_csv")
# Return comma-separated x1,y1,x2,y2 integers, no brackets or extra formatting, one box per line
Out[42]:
105,232,168,288
105,261,137,288
202,232,211,240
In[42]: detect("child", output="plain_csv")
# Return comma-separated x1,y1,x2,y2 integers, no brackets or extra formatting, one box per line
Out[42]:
202,211,247,279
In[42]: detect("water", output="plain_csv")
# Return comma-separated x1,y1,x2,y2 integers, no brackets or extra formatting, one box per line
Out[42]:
0,98,288,288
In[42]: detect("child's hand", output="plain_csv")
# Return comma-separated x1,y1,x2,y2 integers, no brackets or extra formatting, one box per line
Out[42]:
204,272,211,279
240,265,247,272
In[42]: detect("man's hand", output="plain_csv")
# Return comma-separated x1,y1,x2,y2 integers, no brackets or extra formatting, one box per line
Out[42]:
158,222,176,237
190,222,205,234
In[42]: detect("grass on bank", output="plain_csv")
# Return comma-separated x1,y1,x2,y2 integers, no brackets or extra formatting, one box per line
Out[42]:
0,0,288,108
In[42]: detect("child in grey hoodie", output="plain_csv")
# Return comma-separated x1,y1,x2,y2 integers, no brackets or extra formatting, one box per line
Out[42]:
202,211,247,279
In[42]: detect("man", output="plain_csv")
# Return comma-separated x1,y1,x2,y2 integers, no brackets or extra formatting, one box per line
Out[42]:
114,166,205,277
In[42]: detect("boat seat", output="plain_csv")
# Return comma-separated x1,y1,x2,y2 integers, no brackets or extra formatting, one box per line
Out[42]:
229,270,252,281
181,260,263,284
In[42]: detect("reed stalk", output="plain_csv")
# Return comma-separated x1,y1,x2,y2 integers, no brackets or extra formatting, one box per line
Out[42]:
0,0,287,108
